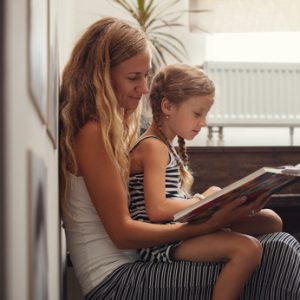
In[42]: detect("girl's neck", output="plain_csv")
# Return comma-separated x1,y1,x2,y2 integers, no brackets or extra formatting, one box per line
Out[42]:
146,122,175,143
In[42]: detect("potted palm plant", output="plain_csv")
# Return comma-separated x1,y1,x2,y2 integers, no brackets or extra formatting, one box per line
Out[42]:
113,0,206,73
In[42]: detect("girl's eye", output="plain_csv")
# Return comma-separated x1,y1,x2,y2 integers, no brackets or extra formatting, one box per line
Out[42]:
194,112,202,117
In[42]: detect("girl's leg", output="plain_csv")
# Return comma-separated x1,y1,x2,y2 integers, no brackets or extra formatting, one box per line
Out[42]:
230,208,283,235
173,231,262,300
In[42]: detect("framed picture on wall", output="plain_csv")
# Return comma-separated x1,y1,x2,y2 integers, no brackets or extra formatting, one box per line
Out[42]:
28,0,48,123
28,150,48,300
0,0,6,296
47,0,59,148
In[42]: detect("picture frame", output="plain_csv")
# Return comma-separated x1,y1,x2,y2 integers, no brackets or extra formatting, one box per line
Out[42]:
28,0,49,124
28,150,48,300
0,0,6,296
47,0,59,148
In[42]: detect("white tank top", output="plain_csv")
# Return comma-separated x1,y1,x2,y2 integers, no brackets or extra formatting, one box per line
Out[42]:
63,173,138,295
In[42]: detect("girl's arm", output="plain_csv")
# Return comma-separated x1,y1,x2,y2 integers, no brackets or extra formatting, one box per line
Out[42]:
134,138,201,222
75,122,267,250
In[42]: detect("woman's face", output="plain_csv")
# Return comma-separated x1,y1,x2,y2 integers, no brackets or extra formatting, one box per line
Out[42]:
110,49,151,111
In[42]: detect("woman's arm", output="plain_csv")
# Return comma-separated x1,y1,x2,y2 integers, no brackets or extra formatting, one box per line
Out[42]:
75,122,267,250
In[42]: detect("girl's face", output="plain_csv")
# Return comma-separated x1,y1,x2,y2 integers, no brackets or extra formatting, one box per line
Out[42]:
110,49,151,111
165,95,214,141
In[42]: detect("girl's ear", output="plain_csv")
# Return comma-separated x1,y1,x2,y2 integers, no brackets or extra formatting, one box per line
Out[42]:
161,97,174,115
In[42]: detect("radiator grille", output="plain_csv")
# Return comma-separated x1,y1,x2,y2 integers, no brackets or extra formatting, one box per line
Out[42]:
203,62,300,126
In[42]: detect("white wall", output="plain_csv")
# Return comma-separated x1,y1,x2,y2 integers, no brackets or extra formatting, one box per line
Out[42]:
59,0,300,147
206,32,300,63
59,0,207,69
4,0,60,299
58,0,76,74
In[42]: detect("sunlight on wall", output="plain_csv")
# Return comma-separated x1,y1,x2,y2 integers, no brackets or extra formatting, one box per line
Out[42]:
206,32,300,63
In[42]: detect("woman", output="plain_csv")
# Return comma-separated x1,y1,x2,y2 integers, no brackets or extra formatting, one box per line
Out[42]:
59,17,300,299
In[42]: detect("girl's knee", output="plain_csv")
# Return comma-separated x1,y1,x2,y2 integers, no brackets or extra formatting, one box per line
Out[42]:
235,236,263,266
261,209,283,232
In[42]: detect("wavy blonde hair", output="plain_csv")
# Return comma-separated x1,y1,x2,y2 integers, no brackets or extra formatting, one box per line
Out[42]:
149,63,215,193
59,17,149,212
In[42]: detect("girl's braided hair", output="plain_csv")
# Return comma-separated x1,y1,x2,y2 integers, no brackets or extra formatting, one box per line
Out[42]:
149,63,215,193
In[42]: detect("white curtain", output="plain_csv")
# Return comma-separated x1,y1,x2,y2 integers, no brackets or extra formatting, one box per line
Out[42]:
189,0,300,33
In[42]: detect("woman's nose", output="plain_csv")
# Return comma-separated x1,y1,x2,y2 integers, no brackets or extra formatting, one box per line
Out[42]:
142,83,149,94
136,78,149,94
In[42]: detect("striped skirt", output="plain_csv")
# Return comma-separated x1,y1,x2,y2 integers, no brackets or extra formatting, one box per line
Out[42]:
86,232,300,300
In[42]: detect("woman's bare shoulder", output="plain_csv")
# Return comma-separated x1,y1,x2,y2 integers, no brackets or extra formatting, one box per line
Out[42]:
75,121,104,149
74,121,106,174
78,121,101,137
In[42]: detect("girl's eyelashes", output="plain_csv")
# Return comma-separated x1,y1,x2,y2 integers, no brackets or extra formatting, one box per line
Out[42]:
194,112,203,118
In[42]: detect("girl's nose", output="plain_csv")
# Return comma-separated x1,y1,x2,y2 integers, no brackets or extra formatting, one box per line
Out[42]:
199,118,207,127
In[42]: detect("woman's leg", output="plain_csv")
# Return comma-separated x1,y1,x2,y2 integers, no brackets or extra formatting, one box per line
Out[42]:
230,209,283,235
173,231,262,300
86,232,300,300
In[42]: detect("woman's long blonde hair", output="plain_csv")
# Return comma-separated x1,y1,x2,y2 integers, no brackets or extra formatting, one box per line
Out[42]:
59,17,149,211
149,64,215,193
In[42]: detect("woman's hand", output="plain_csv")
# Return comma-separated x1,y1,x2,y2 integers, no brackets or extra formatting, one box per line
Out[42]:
206,193,270,231
249,192,271,215
207,197,247,230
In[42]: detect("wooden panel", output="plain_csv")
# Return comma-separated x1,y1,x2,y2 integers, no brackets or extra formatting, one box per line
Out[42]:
187,146,300,238
187,146,300,194
267,195,300,237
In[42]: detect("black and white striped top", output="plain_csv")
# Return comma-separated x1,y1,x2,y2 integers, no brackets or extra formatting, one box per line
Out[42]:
128,136,187,223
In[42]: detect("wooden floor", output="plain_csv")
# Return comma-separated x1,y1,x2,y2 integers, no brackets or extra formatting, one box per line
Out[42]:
187,146,300,238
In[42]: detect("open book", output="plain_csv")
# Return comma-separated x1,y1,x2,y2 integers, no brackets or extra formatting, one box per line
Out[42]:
174,164,300,223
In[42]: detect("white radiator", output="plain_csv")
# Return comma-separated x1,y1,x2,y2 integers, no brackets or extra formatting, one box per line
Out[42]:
203,62,300,126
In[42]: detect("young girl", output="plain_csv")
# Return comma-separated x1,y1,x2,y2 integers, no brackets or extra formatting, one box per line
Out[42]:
128,64,283,300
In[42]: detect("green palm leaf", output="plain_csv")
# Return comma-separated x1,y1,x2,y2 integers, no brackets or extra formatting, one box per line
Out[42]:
113,0,206,73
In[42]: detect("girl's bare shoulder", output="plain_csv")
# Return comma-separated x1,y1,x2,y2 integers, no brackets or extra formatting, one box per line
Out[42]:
134,136,168,156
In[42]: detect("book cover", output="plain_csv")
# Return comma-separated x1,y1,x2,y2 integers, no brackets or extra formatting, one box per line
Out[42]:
174,165,300,223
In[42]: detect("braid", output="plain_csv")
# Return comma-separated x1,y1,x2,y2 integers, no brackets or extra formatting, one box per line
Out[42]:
154,118,192,193
177,136,194,193
177,136,188,166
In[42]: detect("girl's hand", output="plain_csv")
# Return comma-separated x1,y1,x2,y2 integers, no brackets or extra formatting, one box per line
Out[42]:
202,186,221,198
